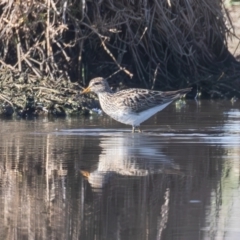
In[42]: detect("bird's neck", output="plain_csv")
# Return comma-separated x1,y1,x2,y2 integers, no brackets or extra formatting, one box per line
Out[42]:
97,87,113,96
104,86,113,93
98,91,113,99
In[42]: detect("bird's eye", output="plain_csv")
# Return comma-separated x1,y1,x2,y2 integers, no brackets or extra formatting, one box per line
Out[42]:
94,82,101,85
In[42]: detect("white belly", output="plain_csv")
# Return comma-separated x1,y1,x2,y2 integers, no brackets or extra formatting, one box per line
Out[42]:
103,101,173,127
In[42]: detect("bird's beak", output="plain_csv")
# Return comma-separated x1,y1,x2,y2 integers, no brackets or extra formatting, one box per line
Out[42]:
81,86,91,94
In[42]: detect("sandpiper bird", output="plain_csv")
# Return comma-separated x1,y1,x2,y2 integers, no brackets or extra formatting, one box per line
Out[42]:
82,77,191,132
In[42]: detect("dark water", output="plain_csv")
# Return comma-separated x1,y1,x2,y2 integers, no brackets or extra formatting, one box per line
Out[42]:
0,100,240,240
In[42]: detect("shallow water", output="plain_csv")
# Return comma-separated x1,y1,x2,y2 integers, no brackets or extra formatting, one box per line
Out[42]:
0,100,240,240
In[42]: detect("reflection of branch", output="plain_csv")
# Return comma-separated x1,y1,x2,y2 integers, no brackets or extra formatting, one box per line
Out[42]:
46,134,50,203
157,188,170,239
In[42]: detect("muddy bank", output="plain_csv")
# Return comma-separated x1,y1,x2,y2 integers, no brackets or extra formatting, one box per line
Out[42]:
0,70,101,117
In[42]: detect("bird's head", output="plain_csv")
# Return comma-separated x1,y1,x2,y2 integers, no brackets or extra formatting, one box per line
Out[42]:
82,77,112,95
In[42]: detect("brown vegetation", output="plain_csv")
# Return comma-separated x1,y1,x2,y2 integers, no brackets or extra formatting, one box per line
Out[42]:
0,0,240,116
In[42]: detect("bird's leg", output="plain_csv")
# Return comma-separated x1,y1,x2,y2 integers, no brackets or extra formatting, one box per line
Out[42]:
132,126,141,133
132,126,135,133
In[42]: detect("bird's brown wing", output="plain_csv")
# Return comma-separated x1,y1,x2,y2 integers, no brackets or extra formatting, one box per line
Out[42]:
113,88,191,113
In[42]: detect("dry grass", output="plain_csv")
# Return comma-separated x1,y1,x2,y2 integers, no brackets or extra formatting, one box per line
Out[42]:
0,0,239,110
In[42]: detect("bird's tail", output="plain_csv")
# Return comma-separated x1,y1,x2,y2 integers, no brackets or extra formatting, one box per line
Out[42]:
162,87,192,100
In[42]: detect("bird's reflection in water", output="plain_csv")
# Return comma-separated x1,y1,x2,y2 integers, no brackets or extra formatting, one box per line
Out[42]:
81,133,181,190
80,133,183,240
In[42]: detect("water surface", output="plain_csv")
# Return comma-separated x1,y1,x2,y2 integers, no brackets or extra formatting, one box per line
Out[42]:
0,100,240,240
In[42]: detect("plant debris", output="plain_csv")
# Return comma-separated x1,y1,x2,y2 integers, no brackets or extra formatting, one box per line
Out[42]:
0,69,100,117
